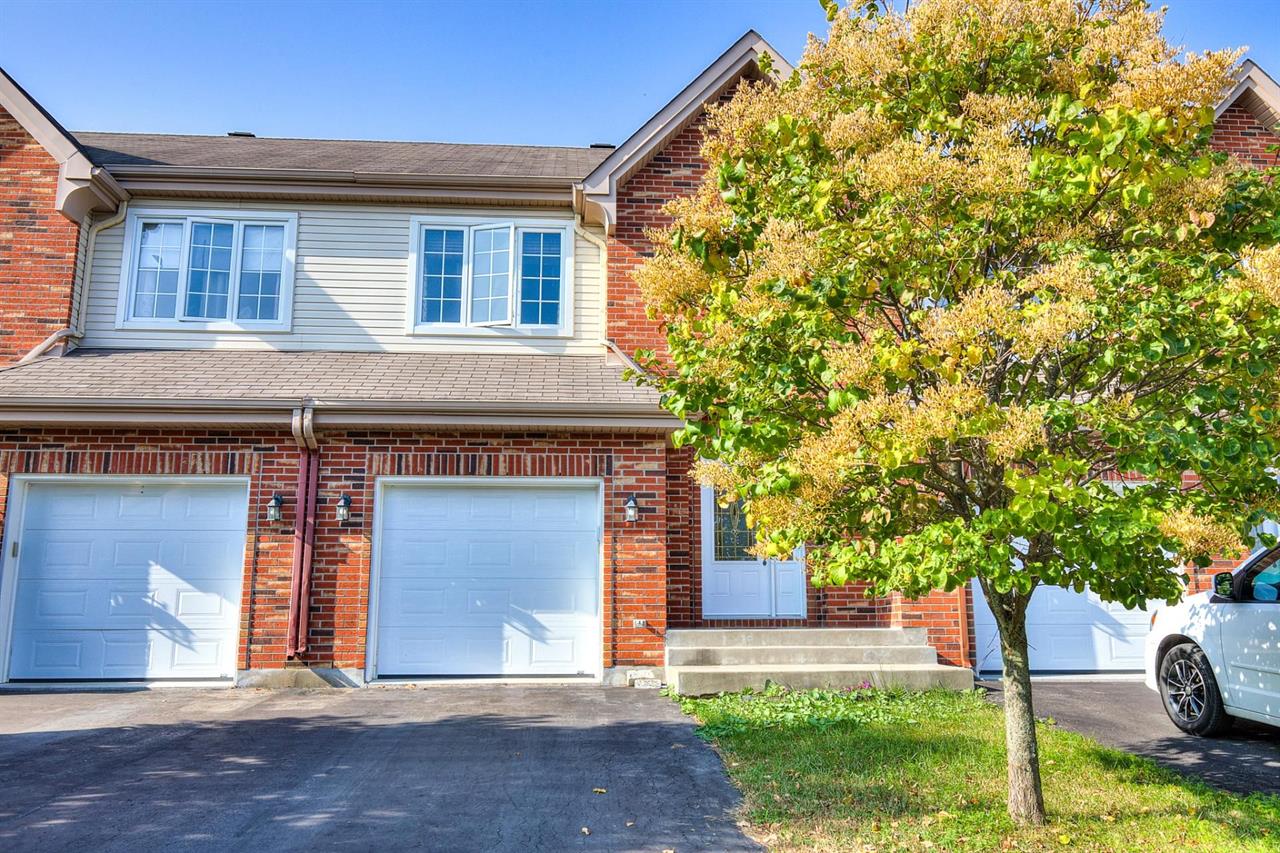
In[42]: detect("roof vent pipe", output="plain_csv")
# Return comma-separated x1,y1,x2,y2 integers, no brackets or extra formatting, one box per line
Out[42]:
589,142,615,148
227,131,256,138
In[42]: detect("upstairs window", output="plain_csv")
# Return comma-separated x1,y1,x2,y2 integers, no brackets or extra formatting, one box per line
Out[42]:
118,209,297,331
408,217,571,334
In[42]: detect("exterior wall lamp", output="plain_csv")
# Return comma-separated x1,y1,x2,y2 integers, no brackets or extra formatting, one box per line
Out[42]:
623,494,639,523
265,493,284,522
336,493,353,522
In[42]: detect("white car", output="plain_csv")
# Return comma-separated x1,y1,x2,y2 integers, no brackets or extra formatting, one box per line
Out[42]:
1145,548,1280,735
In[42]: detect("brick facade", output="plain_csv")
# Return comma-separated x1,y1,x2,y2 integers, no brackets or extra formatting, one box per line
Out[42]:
611,94,972,665
1211,103,1280,169
0,427,671,674
607,89,1280,671
0,104,80,366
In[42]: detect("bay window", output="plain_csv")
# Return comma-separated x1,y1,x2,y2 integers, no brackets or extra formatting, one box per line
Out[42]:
408,217,571,334
117,209,297,331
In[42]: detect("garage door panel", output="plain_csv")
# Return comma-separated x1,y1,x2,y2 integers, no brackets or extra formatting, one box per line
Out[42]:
974,579,1156,673
376,624,593,676
14,575,240,628
22,484,247,532
381,486,597,531
18,531,244,583
7,481,247,681
378,577,597,625
375,483,600,677
380,531,598,581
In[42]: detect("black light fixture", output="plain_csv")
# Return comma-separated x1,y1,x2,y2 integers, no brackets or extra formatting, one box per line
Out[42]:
336,493,353,522
623,494,639,523
265,493,284,522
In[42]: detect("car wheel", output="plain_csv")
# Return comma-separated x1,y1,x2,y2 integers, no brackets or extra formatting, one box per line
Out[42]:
1158,643,1232,737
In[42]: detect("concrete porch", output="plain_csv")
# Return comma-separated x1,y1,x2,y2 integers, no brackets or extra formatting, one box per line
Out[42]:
664,627,975,695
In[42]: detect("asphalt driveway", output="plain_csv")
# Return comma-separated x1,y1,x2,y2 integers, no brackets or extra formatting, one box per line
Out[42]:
0,685,759,853
985,679,1280,795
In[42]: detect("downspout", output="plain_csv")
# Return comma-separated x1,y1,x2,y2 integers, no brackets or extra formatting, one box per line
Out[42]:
73,201,128,338
286,404,321,657
574,214,639,371
12,202,129,366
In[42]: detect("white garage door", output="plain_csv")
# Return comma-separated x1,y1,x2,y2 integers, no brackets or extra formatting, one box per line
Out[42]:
973,579,1152,674
4,479,248,681
373,481,601,678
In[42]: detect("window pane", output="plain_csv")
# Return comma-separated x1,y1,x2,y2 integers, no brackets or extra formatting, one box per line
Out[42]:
518,230,563,326
713,497,756,561
420,228,465,324
133,222,183,319
237,225,285,321
470,227,511,324
186,222,234,319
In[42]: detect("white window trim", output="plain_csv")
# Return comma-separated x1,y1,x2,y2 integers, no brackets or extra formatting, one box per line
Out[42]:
405,214,574,338
115,207,298,333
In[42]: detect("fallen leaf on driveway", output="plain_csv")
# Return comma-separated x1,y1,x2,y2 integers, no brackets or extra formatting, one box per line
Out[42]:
580,827,590,836
593,788,607,794
625,820,635,827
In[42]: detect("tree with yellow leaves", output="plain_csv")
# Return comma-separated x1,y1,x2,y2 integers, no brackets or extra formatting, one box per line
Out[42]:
636,0,1280,826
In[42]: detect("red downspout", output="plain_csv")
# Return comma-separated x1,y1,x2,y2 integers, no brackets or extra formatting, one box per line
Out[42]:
286,406,320,657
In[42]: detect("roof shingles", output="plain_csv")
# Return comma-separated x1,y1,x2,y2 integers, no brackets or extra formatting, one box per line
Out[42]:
0,349,662,413
73,132,611,180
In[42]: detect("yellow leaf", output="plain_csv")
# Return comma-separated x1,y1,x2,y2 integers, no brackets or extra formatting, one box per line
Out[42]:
1059,834,1072,845
593,788,608,795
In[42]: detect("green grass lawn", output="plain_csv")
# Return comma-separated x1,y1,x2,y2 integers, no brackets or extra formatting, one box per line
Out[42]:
676,686,1280,852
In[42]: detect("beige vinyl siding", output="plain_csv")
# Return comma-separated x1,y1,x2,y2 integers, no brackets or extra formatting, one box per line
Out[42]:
80,199,606,354
67,211,92,333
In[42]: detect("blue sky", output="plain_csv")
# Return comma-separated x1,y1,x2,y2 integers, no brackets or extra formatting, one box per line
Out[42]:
2,0,1277,147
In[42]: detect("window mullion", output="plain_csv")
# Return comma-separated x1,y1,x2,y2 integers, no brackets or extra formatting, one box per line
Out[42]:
229,222,244,322
461,225,474,326
177,218,194,321
504,223,516,325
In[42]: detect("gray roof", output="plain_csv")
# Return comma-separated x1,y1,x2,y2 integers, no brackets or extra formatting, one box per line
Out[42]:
73,132,611,180
0,349,663,415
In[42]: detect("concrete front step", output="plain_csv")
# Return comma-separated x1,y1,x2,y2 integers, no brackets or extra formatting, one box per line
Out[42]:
666,643,939,667
668,663,975,696
665,627,928,648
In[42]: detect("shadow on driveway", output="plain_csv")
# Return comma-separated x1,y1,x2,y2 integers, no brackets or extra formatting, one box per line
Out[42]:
983,678,1280,795
0,686,760,853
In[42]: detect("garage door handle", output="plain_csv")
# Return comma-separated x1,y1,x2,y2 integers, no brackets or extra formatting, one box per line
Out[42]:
9,540,15,559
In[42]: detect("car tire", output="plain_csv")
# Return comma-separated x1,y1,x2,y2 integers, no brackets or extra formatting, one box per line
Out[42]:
1158,643,1232,737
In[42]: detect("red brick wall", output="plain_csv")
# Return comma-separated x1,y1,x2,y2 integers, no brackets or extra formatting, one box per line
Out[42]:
1211,102,1280,169
0,427,671,674
607,93,736,361
0,105,79,366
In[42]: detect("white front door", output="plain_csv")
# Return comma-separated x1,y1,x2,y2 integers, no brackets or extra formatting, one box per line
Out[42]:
700,487,805,619
372,480,601,678
1219,561,1280,718
973,579,1155,673
3,478,248,681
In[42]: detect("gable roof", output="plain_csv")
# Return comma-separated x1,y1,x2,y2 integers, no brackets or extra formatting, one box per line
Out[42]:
574,30,793,233
1217,59,1280,130
74,132,610,180
0,67,126,220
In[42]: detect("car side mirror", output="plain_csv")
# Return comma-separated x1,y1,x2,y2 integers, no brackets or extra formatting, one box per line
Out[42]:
1213,571,1235,600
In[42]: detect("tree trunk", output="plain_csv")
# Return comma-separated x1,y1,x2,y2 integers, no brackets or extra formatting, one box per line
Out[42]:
985,583,1046,825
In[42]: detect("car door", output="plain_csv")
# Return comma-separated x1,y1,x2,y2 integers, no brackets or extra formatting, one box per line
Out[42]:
1218,560,1280,720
